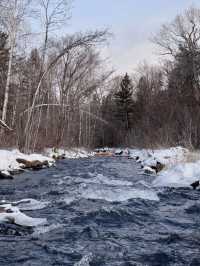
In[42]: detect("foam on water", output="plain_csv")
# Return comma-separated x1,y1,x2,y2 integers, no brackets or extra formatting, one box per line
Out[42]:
63,196,77,205
60,172,159,203
86,173,133,186
74,253,93,266
61,173,132,187
32,223,62,236
1,198,49,211
80,185,159,202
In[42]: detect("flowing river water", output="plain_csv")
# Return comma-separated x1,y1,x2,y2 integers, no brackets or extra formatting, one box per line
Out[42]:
0,157,199,265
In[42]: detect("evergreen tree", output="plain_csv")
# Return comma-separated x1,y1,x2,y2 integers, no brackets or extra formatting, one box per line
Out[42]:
114,73,134,131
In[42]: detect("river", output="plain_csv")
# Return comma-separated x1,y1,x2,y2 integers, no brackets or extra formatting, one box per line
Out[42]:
0,157,199,265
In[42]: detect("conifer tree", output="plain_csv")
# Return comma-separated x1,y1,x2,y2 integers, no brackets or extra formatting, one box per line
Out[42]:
114,73,134,131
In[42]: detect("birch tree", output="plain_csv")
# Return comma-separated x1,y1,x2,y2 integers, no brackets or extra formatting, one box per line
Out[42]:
0,0,32,125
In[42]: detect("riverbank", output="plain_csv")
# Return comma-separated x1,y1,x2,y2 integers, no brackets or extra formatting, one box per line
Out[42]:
0,148,95,179
0,146,200,189
129,147,200,188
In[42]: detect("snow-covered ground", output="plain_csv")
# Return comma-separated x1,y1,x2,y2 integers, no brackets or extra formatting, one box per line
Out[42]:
130,147,200,188
0,148,95,176
45,147,95,159
153,160,200,188
130,146,189,168
0,149,54,174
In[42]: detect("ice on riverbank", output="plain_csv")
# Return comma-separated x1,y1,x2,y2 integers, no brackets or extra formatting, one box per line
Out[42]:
0,204,47,227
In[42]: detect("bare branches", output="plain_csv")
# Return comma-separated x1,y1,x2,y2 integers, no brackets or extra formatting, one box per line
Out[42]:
38,0,71,33
152,6,200,57
0,119,12,131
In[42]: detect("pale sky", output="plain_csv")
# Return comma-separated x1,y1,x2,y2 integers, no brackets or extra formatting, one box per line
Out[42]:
64,0,200,74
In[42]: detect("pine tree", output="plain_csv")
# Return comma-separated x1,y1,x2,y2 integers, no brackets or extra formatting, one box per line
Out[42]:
114,73,134,131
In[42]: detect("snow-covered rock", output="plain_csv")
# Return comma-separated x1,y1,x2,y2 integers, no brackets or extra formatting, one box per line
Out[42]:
0,170,13,179
0,204,47,227
131,147,188,165
153,160,200,188
130,147,189,175
0,149,54,175
143,166,156,175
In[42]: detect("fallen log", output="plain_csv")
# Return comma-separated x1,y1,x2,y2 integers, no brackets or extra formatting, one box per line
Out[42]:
16,158,49,170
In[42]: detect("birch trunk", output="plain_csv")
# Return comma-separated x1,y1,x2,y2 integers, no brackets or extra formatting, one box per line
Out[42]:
1,36,15,123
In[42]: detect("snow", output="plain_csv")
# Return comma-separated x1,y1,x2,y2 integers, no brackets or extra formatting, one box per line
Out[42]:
153,161,200,188
0,204,47,227
130,146,188,168
0,149,54,173
130,146,200,188
46,148,94,159
143,166,156,175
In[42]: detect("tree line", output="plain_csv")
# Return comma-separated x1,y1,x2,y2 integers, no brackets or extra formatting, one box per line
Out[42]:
0,3,200,151
95,6,200,149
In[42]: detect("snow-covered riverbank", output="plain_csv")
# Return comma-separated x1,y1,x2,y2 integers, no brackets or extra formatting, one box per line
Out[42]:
45,147,95,159
0,148,95,178
1,146,200,187
0,146,199,232
130,147,200,188
0,149,54,176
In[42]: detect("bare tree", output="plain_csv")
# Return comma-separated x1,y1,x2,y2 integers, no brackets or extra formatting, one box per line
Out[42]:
38,0,71,66
22,30,109,151
153,7,200,56
153,6,200,102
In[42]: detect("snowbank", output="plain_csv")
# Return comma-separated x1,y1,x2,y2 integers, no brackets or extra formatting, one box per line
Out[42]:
153,161,200,188
0,203,47,227
46,148,95,159
129,147,199,187
129,147,200,188
0,149,54,174
130,146,188,168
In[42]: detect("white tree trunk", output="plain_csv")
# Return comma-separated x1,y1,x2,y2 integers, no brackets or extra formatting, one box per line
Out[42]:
1,38,15,123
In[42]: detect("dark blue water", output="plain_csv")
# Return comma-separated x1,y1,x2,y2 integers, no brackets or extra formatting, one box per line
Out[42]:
0,157,200,266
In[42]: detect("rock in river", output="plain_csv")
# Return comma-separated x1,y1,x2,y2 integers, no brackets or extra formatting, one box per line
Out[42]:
16,158,49,170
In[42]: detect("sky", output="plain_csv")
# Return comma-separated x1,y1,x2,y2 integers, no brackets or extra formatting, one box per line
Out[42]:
66,0,200,74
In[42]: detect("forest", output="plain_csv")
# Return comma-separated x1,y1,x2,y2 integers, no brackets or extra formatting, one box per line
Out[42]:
0,1,200,152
